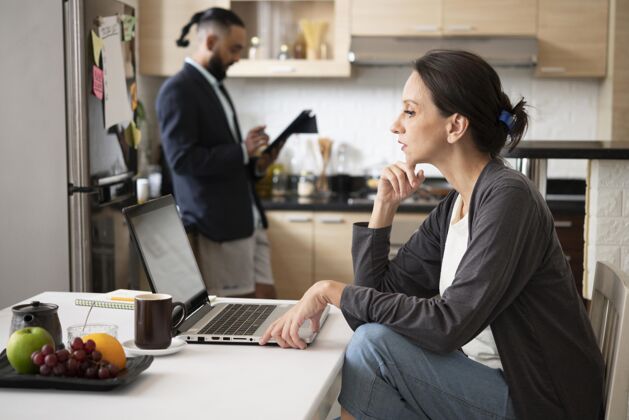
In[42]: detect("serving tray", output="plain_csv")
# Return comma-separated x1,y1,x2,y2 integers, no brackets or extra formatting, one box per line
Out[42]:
0,350,153,391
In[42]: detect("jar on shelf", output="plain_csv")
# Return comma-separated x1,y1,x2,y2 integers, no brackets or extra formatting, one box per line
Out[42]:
297,171,316,197
248,36,260,60
271,165,288,197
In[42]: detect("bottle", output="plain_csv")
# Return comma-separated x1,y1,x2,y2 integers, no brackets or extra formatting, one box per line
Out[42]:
248,36,260,60
293,32,306,59
277,44,290,60
297,171,316,197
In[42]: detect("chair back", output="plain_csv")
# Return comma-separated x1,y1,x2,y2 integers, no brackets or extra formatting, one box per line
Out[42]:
590,261,629,420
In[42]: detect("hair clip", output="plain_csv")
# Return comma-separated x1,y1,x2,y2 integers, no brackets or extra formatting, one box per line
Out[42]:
498,110,515,133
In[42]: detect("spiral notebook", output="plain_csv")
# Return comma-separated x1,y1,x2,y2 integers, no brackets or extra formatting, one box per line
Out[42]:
74,289,149,311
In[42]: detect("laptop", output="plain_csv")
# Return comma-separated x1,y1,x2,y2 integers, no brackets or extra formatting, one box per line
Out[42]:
122,195,329,345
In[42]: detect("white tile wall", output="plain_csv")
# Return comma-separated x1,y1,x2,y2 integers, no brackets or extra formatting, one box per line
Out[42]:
586,160,629,298
223,65,600,178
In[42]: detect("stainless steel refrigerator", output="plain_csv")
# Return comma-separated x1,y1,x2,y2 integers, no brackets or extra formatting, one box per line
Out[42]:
65,0,138,293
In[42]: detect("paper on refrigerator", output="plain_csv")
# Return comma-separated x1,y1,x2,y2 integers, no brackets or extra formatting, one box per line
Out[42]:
98,16,133,130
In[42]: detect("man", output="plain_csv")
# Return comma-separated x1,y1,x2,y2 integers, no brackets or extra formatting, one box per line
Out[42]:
156,8,277,298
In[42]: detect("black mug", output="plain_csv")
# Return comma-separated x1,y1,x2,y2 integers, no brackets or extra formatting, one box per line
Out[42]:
134,293,186,349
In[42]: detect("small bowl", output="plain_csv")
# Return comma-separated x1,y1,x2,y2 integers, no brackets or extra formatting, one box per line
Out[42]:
66,323,118,345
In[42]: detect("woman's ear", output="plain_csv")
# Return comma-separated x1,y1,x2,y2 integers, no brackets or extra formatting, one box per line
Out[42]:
446,113,469,145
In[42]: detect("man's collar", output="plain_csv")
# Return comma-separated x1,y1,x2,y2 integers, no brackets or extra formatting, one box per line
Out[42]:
185,57,219,87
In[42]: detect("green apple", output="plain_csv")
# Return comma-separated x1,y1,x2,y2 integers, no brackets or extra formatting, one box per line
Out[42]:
6,327,55,374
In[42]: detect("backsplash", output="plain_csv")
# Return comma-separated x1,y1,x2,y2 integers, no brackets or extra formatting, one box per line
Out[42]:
139,64,601,179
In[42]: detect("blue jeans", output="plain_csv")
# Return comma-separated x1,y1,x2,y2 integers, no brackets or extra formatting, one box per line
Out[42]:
338,324,516,420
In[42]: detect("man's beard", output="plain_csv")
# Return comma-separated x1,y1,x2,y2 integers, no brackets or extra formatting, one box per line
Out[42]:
207,54,228,81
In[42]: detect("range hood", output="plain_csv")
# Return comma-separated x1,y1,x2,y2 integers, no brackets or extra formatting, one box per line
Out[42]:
349,37,538,68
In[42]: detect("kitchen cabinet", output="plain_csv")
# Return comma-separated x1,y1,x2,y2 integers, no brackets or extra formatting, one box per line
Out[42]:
442,0,537,36
350,0,535,37
138,0,229,76
139,0,350,78
351,0,442,36
267,210,426,299
536,0,609,77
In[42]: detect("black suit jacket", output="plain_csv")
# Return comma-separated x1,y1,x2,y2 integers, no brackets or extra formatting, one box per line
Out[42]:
156,62,267,242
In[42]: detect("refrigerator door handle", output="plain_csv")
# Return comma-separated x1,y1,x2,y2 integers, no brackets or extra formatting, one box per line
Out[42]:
68,182,98,196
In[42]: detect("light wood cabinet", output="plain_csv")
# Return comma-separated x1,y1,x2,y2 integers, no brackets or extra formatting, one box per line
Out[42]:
536,0,609,77
139,0,350,78
138,0,229,76
266,211,315,300
442,0,537,36
351,0,442,36
313,212,367,283
267,210,427,299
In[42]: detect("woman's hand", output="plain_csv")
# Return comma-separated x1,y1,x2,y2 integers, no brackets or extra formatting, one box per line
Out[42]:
376,162,425,205
259,281,345,349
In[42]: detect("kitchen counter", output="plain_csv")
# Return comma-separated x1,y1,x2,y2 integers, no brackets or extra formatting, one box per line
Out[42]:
262,194,585,214
502,141,629,159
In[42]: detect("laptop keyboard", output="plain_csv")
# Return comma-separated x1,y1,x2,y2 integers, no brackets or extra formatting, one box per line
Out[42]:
199,304,277,336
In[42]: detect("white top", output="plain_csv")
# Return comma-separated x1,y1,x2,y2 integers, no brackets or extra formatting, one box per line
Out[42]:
0,292,353,419
439,194,503,370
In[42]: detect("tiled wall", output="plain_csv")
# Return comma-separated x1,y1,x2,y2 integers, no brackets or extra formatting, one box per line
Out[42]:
585,160,629,298
139,65,601,179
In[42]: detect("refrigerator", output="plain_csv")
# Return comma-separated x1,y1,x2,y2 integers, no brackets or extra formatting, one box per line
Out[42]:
65,0,138,293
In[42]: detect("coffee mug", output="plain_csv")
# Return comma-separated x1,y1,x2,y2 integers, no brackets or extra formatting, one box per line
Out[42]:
134,293,186,349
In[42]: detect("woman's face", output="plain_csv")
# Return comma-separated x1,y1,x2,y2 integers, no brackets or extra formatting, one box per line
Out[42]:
390,71,449,166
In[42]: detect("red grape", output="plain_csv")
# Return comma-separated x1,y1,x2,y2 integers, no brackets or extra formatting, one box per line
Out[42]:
71,337,84,351
56,349,70,363
108,364,120,377
73,349,86,362
41,344,54,356
85,367,98,379
32,352,45,366
84,339,96,353
31,351,39,362
52,364,66,376
91,350,102,362
98,367,110,379
44,354,57,367
39,365,52,376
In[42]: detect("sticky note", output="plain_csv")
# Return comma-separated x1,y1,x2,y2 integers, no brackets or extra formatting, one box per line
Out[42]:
121,15,136,42
125,120,142,149
91,30,103,64
130,82,138,111
92,65,104,100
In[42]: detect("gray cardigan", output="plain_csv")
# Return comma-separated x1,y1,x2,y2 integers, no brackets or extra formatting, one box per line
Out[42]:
340,160,604,419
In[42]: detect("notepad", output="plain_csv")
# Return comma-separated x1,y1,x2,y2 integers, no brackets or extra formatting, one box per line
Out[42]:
74,289,149,310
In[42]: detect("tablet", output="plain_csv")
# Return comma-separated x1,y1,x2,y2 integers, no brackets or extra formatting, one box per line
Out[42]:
261,110,318,156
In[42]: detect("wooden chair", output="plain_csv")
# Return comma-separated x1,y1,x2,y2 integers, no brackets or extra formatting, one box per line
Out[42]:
589,261,629,419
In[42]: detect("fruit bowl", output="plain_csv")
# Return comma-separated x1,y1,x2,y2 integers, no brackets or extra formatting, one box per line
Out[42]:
0,350,153,391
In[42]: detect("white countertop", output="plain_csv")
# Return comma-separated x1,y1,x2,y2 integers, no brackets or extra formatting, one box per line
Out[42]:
0,292,354,420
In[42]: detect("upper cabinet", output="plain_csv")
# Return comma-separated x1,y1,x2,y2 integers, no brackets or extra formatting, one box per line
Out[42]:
139,0,229,77
350,0,536,37
351,0,442,36
139,0,350,78
536,0,609,77
442,0,537,36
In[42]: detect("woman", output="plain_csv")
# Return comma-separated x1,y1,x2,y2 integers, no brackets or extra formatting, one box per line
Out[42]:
260,50,604,420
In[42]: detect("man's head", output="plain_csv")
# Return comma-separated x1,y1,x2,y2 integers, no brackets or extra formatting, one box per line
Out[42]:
176,8,246,80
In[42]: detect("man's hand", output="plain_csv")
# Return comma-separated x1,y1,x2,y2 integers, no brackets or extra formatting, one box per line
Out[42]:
245,125,269,156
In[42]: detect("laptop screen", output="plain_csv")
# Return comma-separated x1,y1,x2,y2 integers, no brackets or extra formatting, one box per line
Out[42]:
124,196,206,309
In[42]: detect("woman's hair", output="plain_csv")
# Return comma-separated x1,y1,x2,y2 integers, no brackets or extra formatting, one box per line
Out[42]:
176,8,245,48
413,50,528,157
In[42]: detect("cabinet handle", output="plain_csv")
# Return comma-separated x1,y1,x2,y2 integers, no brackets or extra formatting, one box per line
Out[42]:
270,66,297,74
445,24,475,32
287,216,312,223
539,66,566,74
319,216,345,224
412,24,439,33
554,220,573,228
